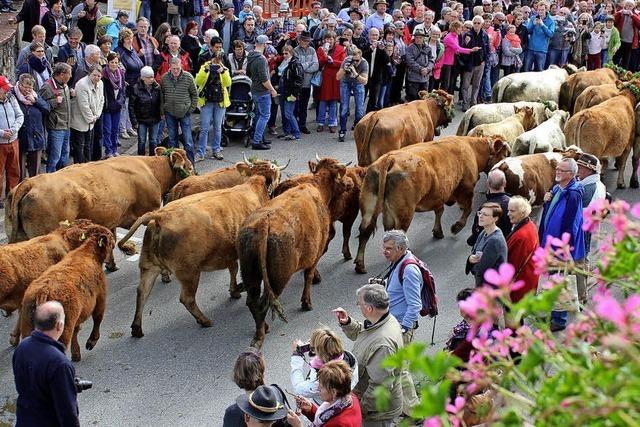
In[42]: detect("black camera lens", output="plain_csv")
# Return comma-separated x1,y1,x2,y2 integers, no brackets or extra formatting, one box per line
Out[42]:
74,377,93,393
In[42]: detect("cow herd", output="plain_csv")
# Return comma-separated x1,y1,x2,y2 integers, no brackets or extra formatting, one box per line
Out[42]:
1,65,639,359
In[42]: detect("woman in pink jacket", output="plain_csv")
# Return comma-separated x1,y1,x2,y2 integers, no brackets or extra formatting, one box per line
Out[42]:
440,21,480,94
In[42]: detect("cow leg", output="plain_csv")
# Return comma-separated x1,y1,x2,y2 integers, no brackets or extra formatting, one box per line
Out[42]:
341,217,356,260
70,325,82,362
616,145,632,189
312,269,322,284
105,228,120,272
301,268,316,311
451,194,474,235
131,266,161,338
228,261,243,299
247,286,269,349
176,271,211,328
631,140,640,188
86,293,105,351
9,310,21,346
432,206,445,239
354,194,380,274
161,270,172,283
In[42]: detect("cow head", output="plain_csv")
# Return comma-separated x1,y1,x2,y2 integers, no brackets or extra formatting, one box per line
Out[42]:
419,89,455,126
155,147,195,180
59,219,110,248
560,145,583,159
236,153,289,195
485,138,511,173
308,155,353,194
515,106,536,131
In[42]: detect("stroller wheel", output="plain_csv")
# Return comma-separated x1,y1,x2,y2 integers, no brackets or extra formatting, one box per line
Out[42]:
221,135,229,147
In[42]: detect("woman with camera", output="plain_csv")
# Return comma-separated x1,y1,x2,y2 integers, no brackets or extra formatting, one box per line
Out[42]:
290,327,358,403
336,46,368,142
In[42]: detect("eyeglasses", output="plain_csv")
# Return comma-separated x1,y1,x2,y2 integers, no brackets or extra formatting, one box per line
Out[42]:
556,168,572,173
477,211,491,217
35,50,45,53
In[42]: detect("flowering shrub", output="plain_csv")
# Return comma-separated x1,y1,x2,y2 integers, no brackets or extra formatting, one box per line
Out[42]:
377,200,640,426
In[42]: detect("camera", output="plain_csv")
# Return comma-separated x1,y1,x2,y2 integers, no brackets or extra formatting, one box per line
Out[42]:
296,342,311,354
368,277,386,286
74,377,93,393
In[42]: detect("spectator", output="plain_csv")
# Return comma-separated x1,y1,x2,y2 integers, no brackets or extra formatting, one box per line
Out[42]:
129,66,162,156
603,15,621,64
15,74,49,179
587,21,606,69
441,20,477,94
253,6,274,37
16,26,55,76
571,13,593,67
290,327,358,401
101,52,126,158
467,202,508,288
294,31,318,134
181,21,203,73
271,3,297,42
235,385,287,427
277,45,304,141
514,11,529,69
12,301,79,426
239,0,253,23
154,35,192,82
215,2,241,55
366,0,393,31
391,21,410,102
461,15,489,111
364,28,391,113
160,57,198,164
226,40,249,76
501,24,524,74
407,5,427,35
303,1,323,34
195,39,231,160
405,27,435,101
539,157,585,332
506,196,540,305
132,17,160,68
179,0,204,31
97,35,112,66
337,46,368,142
467,169,511,247
150,0,168,38
71,0,102,43
40,63,73,172
613,0,640,69
56,28,86,86
246,34,277,150
223,351,288,427
481,13,501,103
17,43,52,91
70,65,104,163
287,361,362,427
202,2,221,33
316,31,345,134
12,0,39,43
338,0,361,22
153,23,172,52
239,15,259,52
334,285,405,426
41,0,69,54
376,42,396,109
116,28,144,139
198,29,222,69
523,0,555,71
0,75,24,208
445,288,475,362
547,7,575,67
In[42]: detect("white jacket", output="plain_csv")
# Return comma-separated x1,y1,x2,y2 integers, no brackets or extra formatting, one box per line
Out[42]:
290,350,359,403
0,94,24,144
70,75,104,132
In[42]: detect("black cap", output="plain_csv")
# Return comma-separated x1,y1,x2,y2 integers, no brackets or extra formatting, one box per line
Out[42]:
577,153,600,172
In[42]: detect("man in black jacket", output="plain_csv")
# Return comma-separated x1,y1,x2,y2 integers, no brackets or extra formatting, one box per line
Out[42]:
13,301,80,427
214,2,240,54
467,169,511,246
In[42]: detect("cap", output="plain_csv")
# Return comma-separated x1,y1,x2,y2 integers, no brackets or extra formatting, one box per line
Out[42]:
394,20,405,28
348,8,363,19
298,30,312,40
373,0,389,6
243,0,253,6
256,34,270,44
222,2,235,10
0,75,13,91
413,26,426,36
117,9,129,18
140,66,154,78
482,0,492,4
577,153,600,172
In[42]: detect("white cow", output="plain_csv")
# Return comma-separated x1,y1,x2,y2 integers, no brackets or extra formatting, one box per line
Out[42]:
512,110,570,156
491,65,574,104
456,101,557,136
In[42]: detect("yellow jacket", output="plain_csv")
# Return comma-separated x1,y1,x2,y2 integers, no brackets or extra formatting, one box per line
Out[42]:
195,61,232,108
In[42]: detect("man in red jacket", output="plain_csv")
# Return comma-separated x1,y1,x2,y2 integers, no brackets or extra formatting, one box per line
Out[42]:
153,35,191,82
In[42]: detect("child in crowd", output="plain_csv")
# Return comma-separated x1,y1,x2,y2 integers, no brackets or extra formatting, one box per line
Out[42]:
603,15,620,65
445,288,475,363
587,21,606,70
239,0,253,24
501,24,523,75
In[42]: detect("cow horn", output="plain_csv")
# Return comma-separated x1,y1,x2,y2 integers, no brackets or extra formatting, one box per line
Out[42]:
344,161,353,167
276,159,291,170
242,152,253,166
315,153,322,162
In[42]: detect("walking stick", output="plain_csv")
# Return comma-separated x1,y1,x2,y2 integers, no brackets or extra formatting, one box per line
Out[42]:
430,316,437,346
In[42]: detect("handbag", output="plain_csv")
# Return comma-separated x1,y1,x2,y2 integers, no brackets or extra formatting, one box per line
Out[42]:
310,70,322,87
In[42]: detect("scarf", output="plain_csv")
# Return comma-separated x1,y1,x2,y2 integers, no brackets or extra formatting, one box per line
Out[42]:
102,65,124,91
311,395,353,426
277,56,291,76
14,86,37,106
445,319,470,350
83,3,98,21
29,55,48,73
309,353,344,370
505,32,521,48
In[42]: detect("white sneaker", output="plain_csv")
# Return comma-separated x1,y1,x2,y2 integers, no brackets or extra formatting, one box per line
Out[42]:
128,128,138,137
119,131,130,139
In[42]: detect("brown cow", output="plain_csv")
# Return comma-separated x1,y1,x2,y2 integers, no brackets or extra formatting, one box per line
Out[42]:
117,160,284,337
491,148,582,206
354,136,511,274
238,158,352,348
354,89,454,166
558,67,617,113
273,163,366,260
1,220,107,346
19,227,114,361
564,82,639,188
573,83,619,113
5,147,194,271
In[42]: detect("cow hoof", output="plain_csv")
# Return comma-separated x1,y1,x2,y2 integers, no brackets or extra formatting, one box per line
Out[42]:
434,127,441,136
617,183,627,190
131,326,144,338
161,271,172,283
86,339,98,351
229,291,242,299
312,270,322,284
301,302,313,311
342,251,353,261
433,229,444,239
2,310,11,318
198,319,212,328
631,179,639,189
105,263,119,273
71,353,81,362
354,263,367,274
451,222,464,235
119,241,138,256
9,333,19,347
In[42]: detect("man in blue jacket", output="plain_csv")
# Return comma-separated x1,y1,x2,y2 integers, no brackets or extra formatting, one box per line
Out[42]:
12,301,80,427
539,157,585,332
524,0,555,71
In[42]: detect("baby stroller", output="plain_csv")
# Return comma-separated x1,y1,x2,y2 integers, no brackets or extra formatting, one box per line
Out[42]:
222,75,254,147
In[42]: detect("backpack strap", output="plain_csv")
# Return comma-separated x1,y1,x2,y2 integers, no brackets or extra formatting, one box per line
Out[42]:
270,383,292,411
398,257,419,285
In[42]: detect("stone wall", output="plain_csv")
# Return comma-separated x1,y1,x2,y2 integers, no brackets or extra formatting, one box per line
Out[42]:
0,17,18,80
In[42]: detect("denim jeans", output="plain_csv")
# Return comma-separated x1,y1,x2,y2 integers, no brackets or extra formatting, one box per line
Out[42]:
317,100,337,126
282,99,300,138
340,81,365,133
198,102,226,155
253,92,272,145
376,82,391,109
46,129,70,173
551,310,568,327
481,62,492,101
524,50,547,72
102,110,122,156
119,98,133,133
139,0,151,20
294,86,311,128
546,47,570,67
137,122,160,155
165,113,195,164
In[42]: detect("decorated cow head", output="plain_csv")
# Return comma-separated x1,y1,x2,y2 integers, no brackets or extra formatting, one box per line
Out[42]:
155,147,195,179
236,153,290,195
419,89,455,126
308,154,351,183
485,137,511,173
59,219,111,248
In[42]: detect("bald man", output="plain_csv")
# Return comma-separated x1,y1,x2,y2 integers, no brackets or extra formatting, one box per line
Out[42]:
13,301,80,427
467,169,512,246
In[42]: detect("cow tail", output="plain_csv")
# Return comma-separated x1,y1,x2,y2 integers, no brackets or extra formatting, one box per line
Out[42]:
493,78,509,103
257,214,287,323
7,180,33,243
117,212,154,252
357,115,379,166
456,112,471,136
374,156,395,220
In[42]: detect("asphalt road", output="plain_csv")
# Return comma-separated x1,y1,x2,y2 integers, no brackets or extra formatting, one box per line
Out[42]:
0,108,638,426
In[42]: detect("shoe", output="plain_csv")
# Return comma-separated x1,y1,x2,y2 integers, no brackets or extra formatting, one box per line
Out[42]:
212,152,224,160
128,128,138,137
267,126,277,135
262,137,272,144
550,322,566,333
119,131,130,139
252,143,271,150
351,125,355,131
276,133,288,139
195,154,205,162
338,131,346,142
284,135,298,141
300,127,311,134
329,126,337,133
113,152,120,157
0,7,10,12
316,125,324,132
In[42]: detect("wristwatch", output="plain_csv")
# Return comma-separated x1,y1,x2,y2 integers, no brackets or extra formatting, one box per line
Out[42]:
401,327,408,334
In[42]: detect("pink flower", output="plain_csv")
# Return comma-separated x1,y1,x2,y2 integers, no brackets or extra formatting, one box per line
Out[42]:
446,396,466,427
594,292,625,329
610,213,629,242
631,202,640,219
489,328,513,357
424,416,443,427
483,263,516,289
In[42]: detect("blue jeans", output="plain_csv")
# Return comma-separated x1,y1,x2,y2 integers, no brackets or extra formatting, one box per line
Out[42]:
165,113,195,164
481,62,492,101
282,99,300,138
317,100,337,127
253,92,271,145
46,129,70,172
137,122,160,155
377,82,391,109
547,47,570,67
602,50,609,65
139,0,151,20
102,110,121,156
524,50,547,72
198,102,226,155
340,81,365,133
551,310,568,327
